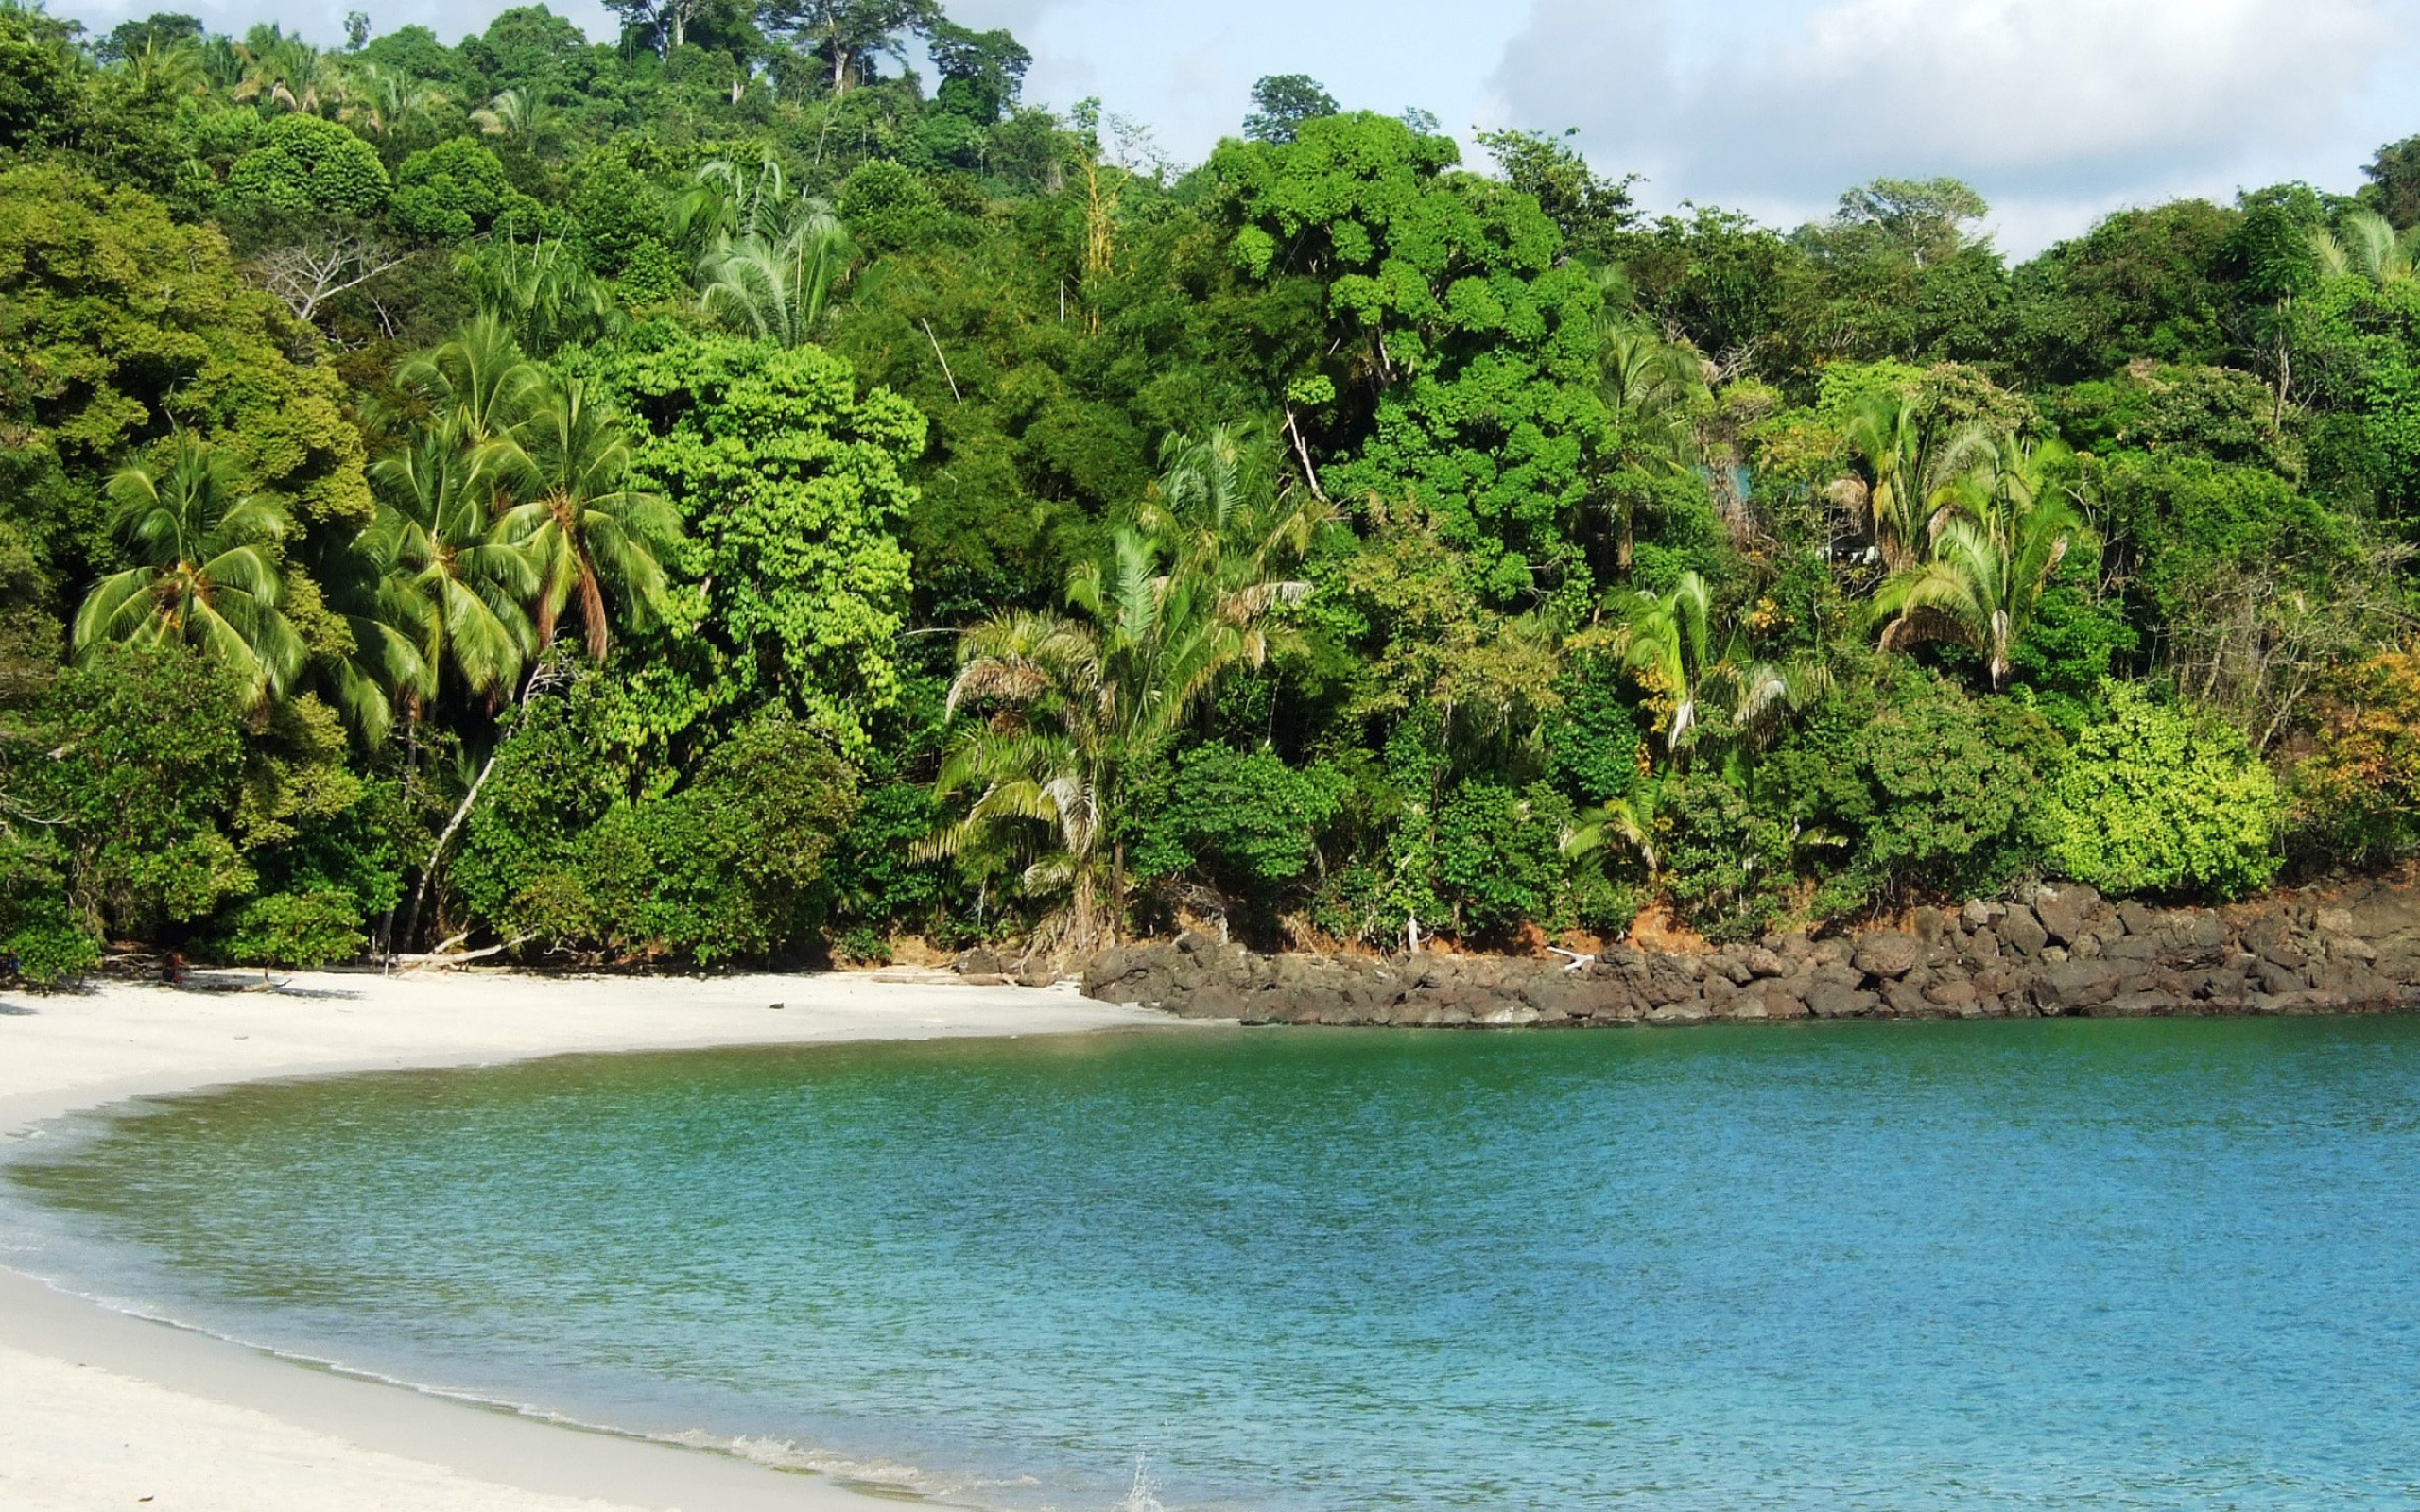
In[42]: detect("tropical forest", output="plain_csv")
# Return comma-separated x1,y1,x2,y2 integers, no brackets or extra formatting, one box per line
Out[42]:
7,0,2420,981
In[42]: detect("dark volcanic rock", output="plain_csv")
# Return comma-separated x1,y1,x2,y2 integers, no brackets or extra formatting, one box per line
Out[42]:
2036,960,2121,1012
1806,981,1878,1019
1852,932,1923,980
2032,888,2093,947
2000,906,2050,958
1077,883,2420,1030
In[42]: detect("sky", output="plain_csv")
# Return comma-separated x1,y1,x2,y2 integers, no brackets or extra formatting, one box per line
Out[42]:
49,0,2420,255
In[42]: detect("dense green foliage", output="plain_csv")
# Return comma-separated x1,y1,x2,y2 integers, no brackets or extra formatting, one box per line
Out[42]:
3,0,2418,980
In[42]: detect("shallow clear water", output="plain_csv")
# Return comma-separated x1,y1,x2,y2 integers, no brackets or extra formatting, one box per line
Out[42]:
8,1019,2420,1511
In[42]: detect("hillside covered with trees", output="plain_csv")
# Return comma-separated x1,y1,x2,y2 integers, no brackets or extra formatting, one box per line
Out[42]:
6,0,2420,978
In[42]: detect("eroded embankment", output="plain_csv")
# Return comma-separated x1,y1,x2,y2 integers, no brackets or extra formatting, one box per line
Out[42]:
1078,879,2420,1027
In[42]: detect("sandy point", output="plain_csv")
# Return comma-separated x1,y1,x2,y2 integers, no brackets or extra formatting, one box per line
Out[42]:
0,969,1177,1512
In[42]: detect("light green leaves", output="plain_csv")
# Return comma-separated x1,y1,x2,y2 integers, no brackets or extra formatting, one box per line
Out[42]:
2048,682,2282,899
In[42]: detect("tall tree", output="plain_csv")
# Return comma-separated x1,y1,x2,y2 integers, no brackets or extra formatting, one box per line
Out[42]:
608,0,708,54
2362,134,2420,228
1241,73,1337,145
761,0,937,95
1478,127,1635,261
1217,112,1608,598
490,376,683,662
925,19,1028,123
1824,178,1992,270
365,416,537,704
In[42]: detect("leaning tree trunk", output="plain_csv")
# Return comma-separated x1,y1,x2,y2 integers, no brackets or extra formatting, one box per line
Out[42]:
392,744,504,958
392,659,560,958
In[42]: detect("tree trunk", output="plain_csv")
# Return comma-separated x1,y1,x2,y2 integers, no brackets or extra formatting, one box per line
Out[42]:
394,743,503,958
1070,868,1097,956
392,662,550,957
1108,841,1127,945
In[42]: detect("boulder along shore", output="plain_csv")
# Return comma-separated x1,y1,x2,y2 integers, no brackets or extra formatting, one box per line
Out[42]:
1078,878,2420,1027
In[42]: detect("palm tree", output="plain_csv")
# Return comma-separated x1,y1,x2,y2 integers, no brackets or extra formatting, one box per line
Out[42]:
1142,424,1335,596
1588,317,1707,574
118,37,209,97
2311,209,2420,284
73,436,305,708
470,87,550,141
366,417,539,704
309,534,428,747
694,198,856,347
229,25,347,113
1562,779,1662,875
1613,571,1827,760
1838,389,1978,572
389,386,671,956
338,61,448,137
1616,571,1714,751
395,316,538,443
458,240,622,356
489,376,683,662
1870,436,2084,693
671,154,793,252
925,523,1306,952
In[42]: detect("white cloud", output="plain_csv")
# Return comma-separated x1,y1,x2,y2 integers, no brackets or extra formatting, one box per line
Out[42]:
1492,0,2420,247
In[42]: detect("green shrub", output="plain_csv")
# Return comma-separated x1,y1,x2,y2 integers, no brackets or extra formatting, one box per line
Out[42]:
1,883,99,988
36,645,253,936
458,695,860,964
2047,682,2282,899
593,720,860,963
1132,745,1341,902
1767,668,2064,917
225,889,366,969
1657,773,1791,942
1434,780,1570,937
0,800,95,988
391,138,537,242
1569,872,1643,941
1543,664,1645,804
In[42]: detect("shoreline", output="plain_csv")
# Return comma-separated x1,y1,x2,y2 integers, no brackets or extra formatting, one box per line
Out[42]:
0,969,1179,1512
1084,878,2420,1027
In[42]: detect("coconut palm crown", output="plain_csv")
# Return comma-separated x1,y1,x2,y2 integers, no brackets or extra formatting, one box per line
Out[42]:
73,435,305,707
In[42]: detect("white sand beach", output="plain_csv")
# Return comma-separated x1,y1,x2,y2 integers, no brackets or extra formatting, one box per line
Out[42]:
0,969,1174,1512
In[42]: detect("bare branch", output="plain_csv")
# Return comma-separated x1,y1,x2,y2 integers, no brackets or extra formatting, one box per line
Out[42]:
251,234,406,327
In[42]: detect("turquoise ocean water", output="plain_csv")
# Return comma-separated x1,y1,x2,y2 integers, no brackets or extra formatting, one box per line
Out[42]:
6,1018,2420,1510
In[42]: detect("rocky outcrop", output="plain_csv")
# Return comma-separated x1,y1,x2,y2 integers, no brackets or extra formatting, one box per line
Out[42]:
1075,879,2420,1028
